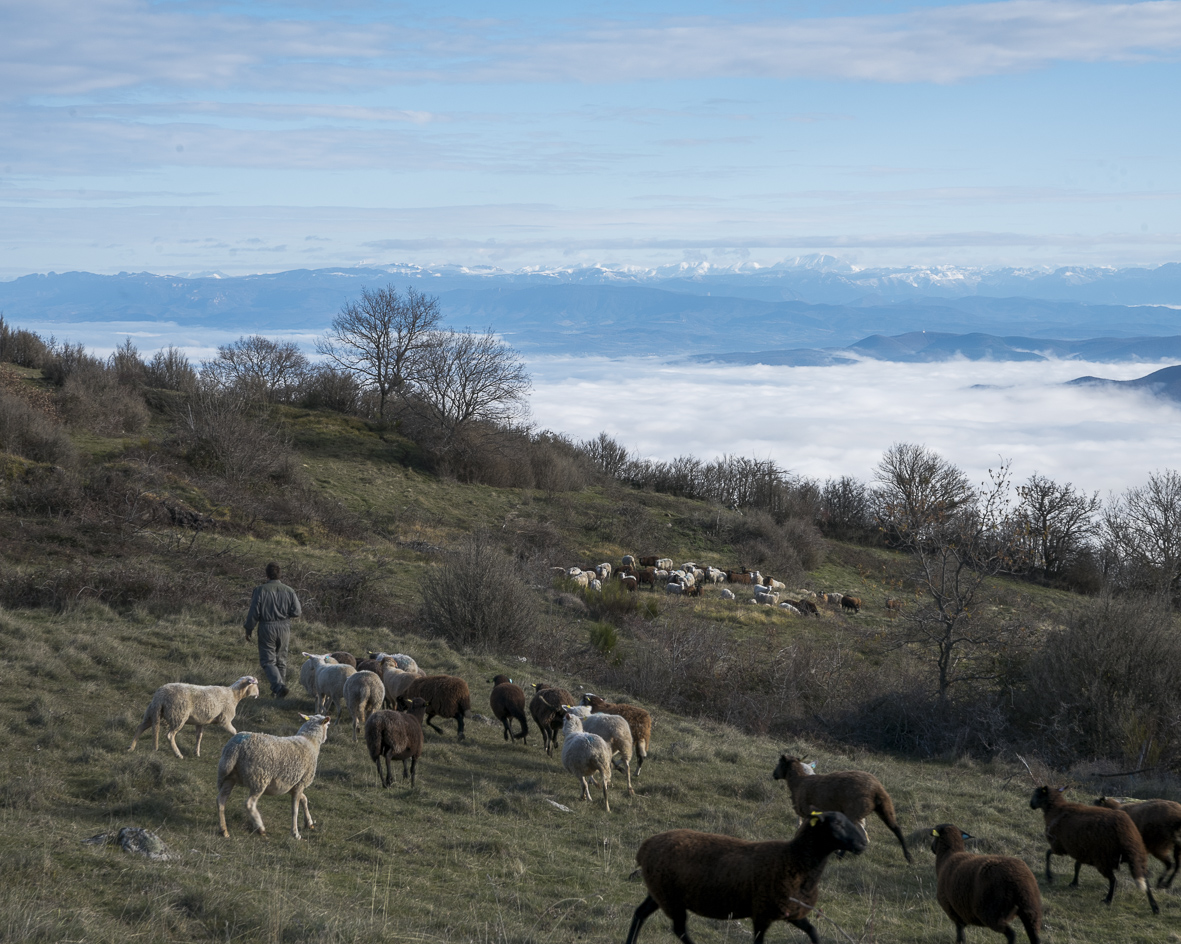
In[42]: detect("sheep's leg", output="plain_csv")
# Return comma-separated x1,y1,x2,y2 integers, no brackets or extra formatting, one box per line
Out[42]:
217,782,233,837
128,714,153,752
887,823,912,863
374,756,387,788
1138,875,1160,914
426,713,445,735
580,776,592,801
601,772,610,813
1044,849,1054,883
168,729,185,760
408,756,417,788
455,712,465,742
1164,845,1181,887
152,715,162,751
1100,868,1115,903
1069,860,1083,888
623,895,659,944
245,792,267,837
622,757,634,796
784,918,819,944
999,927,1015,944
634,748,645,775
299,791,314,834
668,907,695,944
194,725,204,758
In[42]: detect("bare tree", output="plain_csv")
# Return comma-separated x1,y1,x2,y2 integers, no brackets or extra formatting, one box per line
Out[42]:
579,432,630,478
1015,473,1101,580
317,285,440,420
1104,469,1181,597
877,446,1027,706
202,335,308,402
413,329,530,443
820,475,873,540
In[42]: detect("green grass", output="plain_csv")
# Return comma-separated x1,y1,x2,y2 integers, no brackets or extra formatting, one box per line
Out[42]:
0,603,1177,944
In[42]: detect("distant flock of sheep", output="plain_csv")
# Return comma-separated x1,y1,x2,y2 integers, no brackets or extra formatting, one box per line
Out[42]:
122,554,1181,943
556,554,867,615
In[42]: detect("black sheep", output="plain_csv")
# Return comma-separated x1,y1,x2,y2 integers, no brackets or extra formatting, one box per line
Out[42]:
489,674,529,744
364,698,427,788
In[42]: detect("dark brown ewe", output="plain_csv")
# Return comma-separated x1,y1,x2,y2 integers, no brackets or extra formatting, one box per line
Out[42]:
624,811,866,944
1030,785,1158,912
355,657,382,676
582,693,651,774
840,595,861,613
930,823,1041,944
772,755,912,862
530,682,573,756
328,651,358,668
1095,796,1181,888
399,674,471,741
489,674,529,744
638,555,659,568
365,698,427,788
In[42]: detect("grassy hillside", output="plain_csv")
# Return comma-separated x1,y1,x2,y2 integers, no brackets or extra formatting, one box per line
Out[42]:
2,603,1178,944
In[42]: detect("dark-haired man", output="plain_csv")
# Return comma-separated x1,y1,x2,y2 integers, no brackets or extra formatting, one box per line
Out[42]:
244,562,302,698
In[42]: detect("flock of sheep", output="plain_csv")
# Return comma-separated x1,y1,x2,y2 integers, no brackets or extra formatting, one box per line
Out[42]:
558,555,863,614
120,553,1181,944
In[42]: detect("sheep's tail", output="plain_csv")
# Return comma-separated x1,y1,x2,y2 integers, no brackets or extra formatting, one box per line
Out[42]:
1016,901,1041,944
875,790,914,863
217,732,250,787
130,691,165,751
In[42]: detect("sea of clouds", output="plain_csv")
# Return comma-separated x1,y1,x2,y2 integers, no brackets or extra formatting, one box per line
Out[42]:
528,356,1181,497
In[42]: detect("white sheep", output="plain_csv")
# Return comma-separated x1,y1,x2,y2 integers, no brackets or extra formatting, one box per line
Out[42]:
780,603,801,615
370,652,420,675
344,670,386,742
128,676,260,759
597,563,613,580
665,582,683,594
216,713,331,840
561,709,613,812
656,558,673,569
720,588,735,600
564,704,634,795
591,578,603,592
766,578,786,591
302,651,356,722
299,653,336,699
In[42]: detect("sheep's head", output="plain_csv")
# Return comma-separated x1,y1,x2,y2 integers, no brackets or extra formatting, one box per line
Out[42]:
296,713,332,741
1093,796,1123,810
929,824,971,856
1030,785,1067,810
807,811,867,858
234,676,261,698
772,755,814,781
563,704,592,719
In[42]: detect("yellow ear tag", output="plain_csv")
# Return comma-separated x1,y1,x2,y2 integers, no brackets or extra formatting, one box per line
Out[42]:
809,815,820,828
931,828,939,836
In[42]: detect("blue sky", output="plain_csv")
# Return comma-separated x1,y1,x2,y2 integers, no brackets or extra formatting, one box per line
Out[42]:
2,0,1181,276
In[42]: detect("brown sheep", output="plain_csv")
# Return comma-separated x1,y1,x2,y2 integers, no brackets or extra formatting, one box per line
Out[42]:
930,823,1042,944
1094,796,1181,888
638,555,659,568
328,651,358,668
619,574,638,592
582,693,651,774
772,755,912,862
399,674,471,741
356,657,382,675
840,595,862,613
365,698,427,788
885,598,903,611
530,682,573,756
1030,785,1158,912
624,811,867,944
489,674,529,744
725,570,753,585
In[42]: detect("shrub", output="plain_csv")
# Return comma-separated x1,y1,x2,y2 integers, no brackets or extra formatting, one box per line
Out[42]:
299,365,363,413
419,533,539,653
0,393,77,465
57,369,150,436
0,317,50,369
144,347,198,393
173,391,297,487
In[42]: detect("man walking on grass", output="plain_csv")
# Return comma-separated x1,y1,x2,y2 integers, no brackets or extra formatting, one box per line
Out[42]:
244,562,302,698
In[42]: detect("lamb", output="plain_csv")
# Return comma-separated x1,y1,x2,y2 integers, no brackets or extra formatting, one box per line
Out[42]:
489,674,529,744
216,713,331,840
1094,795,1181,888
624,810,867,944
840,595,862,613
344,670,386,742
930,823,1042,944
531,682,574,757
365,698,427,787
128,675,260,759
582,693,651,775
1029,784,1158,912
772,755,913,862
328,650,357,668
560,709,613,812
563,704,634,794
299,652,336,698
400,674,471,741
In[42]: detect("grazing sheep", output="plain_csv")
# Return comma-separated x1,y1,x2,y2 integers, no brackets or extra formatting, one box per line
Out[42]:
795,599,820,616
531,682,574,757
1029,785,1158,912
886,598,903,611
216,713,331,840
344,670,386,742
328,650,357,668
624,810,867,944
765,577,786,591
489,674,529,744
564,704,634,794
665,582,683,595
726,570,753,585
365,698,427,788
753,587,780,605
825,592,844,605
1094,796,1181,889
780,603,801,615
772,755,913,862
720,588,735,600
400,674,471,741
840,595,862,613
369,651,420,674
582,693,651,775
128,676,260,759
299,653,336,698
620,575,638,592
560,710,612,812
930,823,1042,944
638,555,659,568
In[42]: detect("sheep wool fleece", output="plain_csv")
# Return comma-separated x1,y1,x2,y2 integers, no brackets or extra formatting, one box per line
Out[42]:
244,579,302,695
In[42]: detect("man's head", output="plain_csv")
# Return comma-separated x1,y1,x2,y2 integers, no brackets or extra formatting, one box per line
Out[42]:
266,562,281,581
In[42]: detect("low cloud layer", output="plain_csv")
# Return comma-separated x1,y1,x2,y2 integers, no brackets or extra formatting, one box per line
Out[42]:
528,356,1181,496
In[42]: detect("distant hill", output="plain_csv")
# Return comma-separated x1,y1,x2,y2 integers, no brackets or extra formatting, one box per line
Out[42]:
3,267,1181,358
1067,364,1181,403
687,333,1181,366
